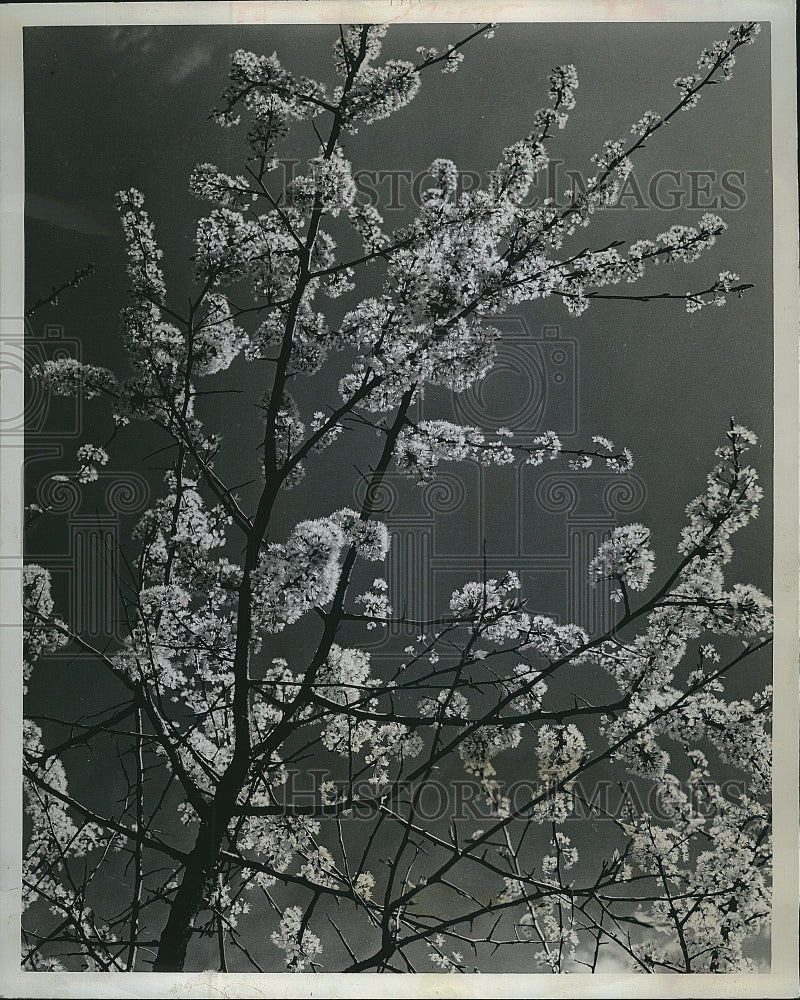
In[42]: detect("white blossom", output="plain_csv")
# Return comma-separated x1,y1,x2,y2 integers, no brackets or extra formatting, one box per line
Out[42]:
270,905,322,971
252,517,345,632
589,523,656,592
30,358,117,399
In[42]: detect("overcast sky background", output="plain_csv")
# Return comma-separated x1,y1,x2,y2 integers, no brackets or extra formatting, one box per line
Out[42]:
22,20,773,971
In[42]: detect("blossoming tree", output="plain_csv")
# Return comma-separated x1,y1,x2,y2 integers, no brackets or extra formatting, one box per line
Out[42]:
22,21,772,975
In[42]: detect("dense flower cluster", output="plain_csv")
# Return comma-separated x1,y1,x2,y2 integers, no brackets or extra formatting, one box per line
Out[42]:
657,213,726,263
333,23,388,76
249,509,390,633
395,420,514,480
194,294,248,374
288,146,356,216
189,163,255,210
459,724,523,803
30,358,118,399
625,784,770,972
355,577,392,627
22,565,66,692
251,517,344,632
548,64,578,123
678,424,764,566
535,724,588,821
339,61,421,131
115,188,166,303
270,905,322,971
213,47,328,135
589,522,656,593
195,209,269,285
317,644,423,783
236,815,321,886
331,508,390,560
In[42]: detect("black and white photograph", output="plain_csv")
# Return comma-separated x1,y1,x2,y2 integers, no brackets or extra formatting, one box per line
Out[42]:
1,1,798,995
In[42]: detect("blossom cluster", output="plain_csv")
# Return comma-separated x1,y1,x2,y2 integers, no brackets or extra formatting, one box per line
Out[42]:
30,358,117,400
535,723,587,821
237,815,321,886
589,522,656,593
541,831,579,877
189,163,255,210
686,270,742,314
22,565,67,693
194,294,249,374
214,47,328,135
678,424,765,574
591,138,633,181
270,905,322,971
115,188,166,304
459,723,523,805
356,577,392,628
338,60,421,131
395,420,514,481
338,312,501,411
22,566,121,970
251,517,344,632
547,64,579,125
317,644,423,783
195,208,272,285
288,146,357,217
333,23,388,76
630,110,662,136
449,572,530,643
657,213,726,263
75,442,109,484
428,942,465,971
134,472,233,588
624,786,770,972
